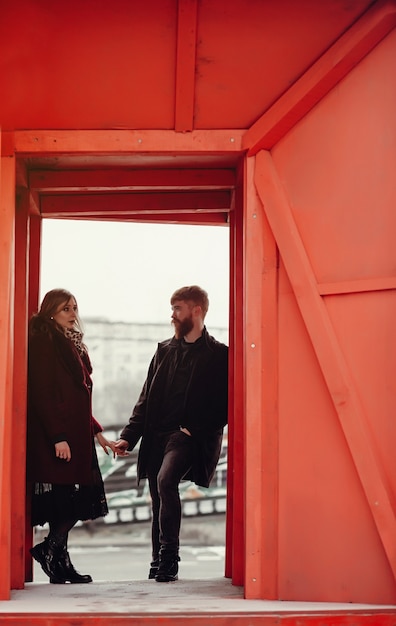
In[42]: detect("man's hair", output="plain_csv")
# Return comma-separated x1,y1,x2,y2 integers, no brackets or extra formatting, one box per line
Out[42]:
170,285,209,318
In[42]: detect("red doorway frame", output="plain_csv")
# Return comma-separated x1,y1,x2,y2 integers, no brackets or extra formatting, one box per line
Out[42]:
1,128,247,597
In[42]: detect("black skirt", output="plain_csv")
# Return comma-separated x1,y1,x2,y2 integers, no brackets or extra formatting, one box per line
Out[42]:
31,443,108,527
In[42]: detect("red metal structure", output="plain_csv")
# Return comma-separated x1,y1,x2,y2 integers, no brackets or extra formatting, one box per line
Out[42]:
1,0,396,622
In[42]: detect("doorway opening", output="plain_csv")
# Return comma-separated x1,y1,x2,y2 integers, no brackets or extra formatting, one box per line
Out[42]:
32,218,230,582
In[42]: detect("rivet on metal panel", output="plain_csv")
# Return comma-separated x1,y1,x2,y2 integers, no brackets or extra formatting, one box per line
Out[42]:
230,137,235,143
251,343,256,348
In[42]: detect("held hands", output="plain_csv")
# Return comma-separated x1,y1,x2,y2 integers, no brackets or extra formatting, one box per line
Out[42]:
180,427,192,436
114,439,130,457
96,432,117,458
55,435,119,461
55,440,71,462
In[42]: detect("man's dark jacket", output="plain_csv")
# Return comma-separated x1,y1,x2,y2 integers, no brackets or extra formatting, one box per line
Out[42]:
120,327,228,488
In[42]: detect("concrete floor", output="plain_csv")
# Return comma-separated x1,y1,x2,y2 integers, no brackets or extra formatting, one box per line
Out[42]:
1,519,395,621
2,577,396,616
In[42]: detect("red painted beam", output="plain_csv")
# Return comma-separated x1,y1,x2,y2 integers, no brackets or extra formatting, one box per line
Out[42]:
28,168,236,192
244,157,279,600
25,214,42,583
11,193,29,590
0,155,15,601
1,610,396,625
53,213,229,226
318,276,396,296
39,190,231,217
10,130,245,155
175,0,198,131
226,166,245,587
27,216,41,319
225,205,236,581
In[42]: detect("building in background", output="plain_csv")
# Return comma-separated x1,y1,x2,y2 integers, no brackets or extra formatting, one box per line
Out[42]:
84,319,229,429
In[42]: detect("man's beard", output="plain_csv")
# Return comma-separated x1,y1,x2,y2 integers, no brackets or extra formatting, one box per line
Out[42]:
173,315,194,339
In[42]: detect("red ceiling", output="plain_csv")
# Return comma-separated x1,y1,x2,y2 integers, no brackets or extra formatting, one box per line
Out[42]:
1,0,380,224
0,0,374,132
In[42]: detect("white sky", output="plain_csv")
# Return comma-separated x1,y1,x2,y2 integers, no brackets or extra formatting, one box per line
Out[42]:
40,220,230,328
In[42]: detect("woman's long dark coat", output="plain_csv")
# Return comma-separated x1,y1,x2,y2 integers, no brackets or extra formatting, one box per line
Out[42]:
120,327,228,488
27,328,102,485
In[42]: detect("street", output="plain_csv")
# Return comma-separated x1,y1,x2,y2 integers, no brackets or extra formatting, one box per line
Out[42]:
33,545,225,583
32,514,226,583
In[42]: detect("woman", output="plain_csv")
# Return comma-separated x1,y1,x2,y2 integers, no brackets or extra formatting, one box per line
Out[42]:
27,288,115,584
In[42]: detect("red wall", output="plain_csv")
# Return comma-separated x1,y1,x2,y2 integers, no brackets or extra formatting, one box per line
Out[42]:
271,29,396,602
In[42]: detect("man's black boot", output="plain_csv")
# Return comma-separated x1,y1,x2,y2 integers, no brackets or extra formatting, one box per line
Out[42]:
155,550,180,583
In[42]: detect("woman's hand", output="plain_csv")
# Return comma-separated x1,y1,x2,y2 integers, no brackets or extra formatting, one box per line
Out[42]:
55,440,71,462
114,439,130,457
96,431,117,458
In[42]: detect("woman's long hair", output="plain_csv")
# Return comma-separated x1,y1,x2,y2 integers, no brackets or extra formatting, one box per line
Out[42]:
29,288,83,336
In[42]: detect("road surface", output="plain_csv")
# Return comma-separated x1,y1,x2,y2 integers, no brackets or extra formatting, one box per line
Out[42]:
32,514,226,583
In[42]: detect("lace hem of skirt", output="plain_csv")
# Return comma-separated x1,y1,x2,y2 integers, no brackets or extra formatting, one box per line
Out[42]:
31,470,108,527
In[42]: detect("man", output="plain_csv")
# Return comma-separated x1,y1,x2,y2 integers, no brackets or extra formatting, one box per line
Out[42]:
114,285,228,582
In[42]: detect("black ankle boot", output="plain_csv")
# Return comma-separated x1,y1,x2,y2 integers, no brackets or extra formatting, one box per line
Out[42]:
51,546,92,584
148,559,159,579
155,550,180,583
30,537,60,581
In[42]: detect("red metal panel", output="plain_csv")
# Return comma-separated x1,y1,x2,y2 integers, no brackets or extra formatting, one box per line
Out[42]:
255,151,396,602
0,0,372,132
243,0,396,154
0,0,178,130
194,0,372,129
255,148,396,556
249,20,396,601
